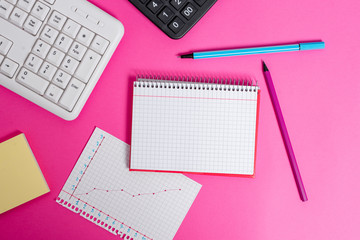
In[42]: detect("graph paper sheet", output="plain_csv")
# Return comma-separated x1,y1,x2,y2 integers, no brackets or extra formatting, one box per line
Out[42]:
130,79,260,176
57,127,201,240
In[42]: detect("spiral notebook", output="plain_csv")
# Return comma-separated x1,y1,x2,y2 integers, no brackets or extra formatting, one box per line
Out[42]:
130,76,260,176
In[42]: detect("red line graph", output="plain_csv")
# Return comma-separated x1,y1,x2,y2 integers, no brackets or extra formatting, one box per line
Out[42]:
60,190,153,240
69,136,105,200
74,187,182,197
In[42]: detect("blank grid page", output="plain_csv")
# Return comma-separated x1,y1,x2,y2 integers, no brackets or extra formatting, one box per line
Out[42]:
131,79,259,175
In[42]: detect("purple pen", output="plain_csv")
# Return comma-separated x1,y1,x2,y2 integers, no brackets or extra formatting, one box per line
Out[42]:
262,61,308,202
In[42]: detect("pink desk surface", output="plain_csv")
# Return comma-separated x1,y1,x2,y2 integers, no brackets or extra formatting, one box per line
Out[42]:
1,0,360,239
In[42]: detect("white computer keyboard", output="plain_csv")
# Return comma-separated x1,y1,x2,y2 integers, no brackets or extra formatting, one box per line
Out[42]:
0,0,124,120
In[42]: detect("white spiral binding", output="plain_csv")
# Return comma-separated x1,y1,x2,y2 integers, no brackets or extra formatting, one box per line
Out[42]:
134,75,258,92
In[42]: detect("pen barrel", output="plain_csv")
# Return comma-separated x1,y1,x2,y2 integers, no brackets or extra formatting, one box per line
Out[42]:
263,71,308,201
194,44,300,59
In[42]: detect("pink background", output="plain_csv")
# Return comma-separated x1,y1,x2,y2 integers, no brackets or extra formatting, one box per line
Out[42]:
1,0,359,239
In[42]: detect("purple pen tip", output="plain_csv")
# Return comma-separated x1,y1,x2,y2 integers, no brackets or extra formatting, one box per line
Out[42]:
262,61,269,72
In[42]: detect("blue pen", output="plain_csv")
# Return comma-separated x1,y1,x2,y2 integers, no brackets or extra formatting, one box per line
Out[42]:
180,42,325,59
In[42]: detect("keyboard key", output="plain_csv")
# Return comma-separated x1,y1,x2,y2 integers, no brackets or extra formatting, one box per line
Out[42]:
9,7,28,27
90,35,109,55
158,7,174,24
46,47,65,67
59,78,85,111
76,27,95,47
0,55,4,65
43,0,55,4
170,0,186,10
54,33,73,52
0,0,14,19
63,19,81,38
194,0,206,6
168,17,185,33
17,0,35,12
0,36,13,55
24,53,43,73
38,61,57,81
32,39,50,58
0,58,18,77
31,1,50,21
7,0,17,4
68,41,86,61
52,69,71,89
147,0,163,14
40,25,59,44
60,55,79,75
48,11,67,30
181,3,197,20
23,15,42,35
74,49,101,83
44,84,63,103
17,67,49,95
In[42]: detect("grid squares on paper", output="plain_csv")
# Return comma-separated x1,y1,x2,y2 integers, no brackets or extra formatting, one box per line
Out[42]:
131,80,259,175
57,128,201,240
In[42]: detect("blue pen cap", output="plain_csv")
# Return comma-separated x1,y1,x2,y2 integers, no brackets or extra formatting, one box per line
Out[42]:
299,42,325,51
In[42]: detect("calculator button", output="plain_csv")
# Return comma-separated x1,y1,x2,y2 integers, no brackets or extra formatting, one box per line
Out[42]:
194,0,206,6
58,78,85,111
31,1,50,21
0,36,12,55
17,68,49,95
0,58,18,78
170,0,187,10
63,19,81,38
168,17,185,33
76,27,95,47
158,7,174,24
147,0,163,14
24,15,42,35
181,3,197,20
48,11,67,30
32,39,50,58
9,7,28,27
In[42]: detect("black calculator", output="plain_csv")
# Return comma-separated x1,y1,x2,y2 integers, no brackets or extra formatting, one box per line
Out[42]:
129,0,217,39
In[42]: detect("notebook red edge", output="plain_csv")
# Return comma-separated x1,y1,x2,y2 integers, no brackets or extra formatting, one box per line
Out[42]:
129,90,261,178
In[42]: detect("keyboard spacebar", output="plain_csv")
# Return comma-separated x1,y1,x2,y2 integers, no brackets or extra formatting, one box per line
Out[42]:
58,78,85,111
16,68,49,95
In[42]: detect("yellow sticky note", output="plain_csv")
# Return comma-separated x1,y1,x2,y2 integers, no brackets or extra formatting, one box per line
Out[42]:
0,133,50,214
